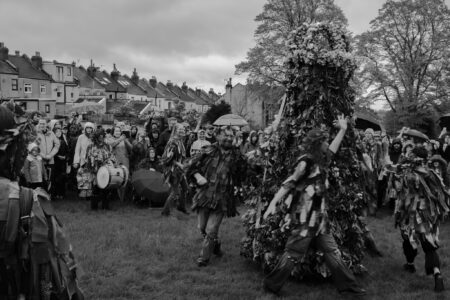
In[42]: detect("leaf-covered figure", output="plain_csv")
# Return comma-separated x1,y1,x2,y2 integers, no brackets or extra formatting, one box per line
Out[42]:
241,23,368,278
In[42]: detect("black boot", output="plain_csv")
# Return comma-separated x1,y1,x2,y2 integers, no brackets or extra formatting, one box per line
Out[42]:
213,240,223,257
435,273,444,292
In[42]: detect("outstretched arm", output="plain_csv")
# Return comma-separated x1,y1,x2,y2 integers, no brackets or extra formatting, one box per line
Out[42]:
329,114,348,154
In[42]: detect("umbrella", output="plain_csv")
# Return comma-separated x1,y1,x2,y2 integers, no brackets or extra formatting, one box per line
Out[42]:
131,169,170,207
438,113,450,129
402,129,429,141
213,114,248,126
354,111,382,131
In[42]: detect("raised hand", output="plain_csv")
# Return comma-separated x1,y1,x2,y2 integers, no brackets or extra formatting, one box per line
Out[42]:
333,114,348,131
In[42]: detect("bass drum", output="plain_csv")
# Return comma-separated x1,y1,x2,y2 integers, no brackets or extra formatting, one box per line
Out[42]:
97,165,129,189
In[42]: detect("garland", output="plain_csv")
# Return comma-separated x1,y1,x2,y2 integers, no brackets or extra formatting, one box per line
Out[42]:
241,23,367,278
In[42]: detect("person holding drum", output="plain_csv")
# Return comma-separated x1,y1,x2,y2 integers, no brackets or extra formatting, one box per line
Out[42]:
86,129,117,210
106,126,132,202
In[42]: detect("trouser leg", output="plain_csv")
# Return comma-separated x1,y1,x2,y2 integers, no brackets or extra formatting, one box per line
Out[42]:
263,233,313,293
198,209,224,264
418,234,440,275
316,233,361,292
176,177,188,212
402,233,418,264
101,190,110,210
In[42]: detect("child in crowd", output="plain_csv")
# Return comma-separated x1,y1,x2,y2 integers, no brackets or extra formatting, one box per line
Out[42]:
23,142,47,189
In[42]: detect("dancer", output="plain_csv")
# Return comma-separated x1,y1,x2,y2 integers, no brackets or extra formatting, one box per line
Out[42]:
394,146,448,292
0,105,84,299
185,126,247,266
262,115,366,296
161,123,188,216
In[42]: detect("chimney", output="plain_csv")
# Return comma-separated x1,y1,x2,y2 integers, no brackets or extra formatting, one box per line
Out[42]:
87,59,96,77
15,50,20,56
209,88,215,98
110,63,120,81
166,80,173,89
31,51,43,69
149,76,157,88
0,42,9,61
195,88,201,96
181,82,188,93
131,68,139,84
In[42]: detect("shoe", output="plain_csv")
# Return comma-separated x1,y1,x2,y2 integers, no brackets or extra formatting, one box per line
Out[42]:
197,258,208,267
403,263,416,273
213,241,224,257
339,286,367,296
435,273,444,292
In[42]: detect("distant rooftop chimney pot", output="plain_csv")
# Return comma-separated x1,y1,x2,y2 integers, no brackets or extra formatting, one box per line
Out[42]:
149,76,157,88
35,51,40,56
15,50,20,56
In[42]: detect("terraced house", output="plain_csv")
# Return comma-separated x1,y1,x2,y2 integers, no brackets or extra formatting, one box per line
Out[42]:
0,42,55,118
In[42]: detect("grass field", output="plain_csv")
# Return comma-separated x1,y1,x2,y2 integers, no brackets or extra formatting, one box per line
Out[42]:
54,193,450,300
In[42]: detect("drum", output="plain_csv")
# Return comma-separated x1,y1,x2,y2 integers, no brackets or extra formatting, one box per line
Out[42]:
97,165,129,189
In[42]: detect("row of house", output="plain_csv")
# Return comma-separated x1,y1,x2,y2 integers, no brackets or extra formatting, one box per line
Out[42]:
0,42,221,118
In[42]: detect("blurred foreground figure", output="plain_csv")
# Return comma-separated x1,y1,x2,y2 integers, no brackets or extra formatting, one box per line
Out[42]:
0,105,84,300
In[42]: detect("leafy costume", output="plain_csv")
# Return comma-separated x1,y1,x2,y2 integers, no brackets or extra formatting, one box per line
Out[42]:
241,23,367,279
394,155,450,276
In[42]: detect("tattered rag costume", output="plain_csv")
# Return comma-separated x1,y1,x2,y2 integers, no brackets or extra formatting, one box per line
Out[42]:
263,154,362,293
161,137,188,215
394,160,450,276
0,179,84,300
186,144,246,264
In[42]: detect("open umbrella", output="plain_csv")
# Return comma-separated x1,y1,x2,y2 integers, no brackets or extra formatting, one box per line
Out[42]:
402,129,429,141
213,114,248,126
354,111,382,131
438,113,450,129
131,169,170,207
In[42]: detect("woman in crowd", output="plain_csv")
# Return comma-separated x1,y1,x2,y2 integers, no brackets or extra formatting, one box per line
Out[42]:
129,125,139,144
243,131,259,154
106,126,132,202
53,124,69,200
73,122,94,199
131,131,150,172
149,129,161,155
86,129,117,210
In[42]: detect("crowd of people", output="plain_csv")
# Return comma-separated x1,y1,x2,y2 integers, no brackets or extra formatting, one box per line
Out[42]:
20,112,275,212
6,105,450,297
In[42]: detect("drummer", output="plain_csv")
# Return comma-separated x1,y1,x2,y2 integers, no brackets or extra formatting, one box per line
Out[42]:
106,126,132,202
86,129,117,210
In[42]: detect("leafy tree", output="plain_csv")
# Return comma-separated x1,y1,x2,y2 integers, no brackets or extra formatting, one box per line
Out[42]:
235,0,348,85
355,0,450,115
202,100,231,125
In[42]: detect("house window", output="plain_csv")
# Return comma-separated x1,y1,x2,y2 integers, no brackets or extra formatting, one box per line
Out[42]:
24,83,32,93
71,92,74,98
57,92,62,97
109,94,112,99
45,104,50,113
12,79,18,91
40,84,46,94
67,66,72,76
56,66,64,81
168,102,172,110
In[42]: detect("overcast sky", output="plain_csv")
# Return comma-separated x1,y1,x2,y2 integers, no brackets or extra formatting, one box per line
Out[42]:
2,0,450,95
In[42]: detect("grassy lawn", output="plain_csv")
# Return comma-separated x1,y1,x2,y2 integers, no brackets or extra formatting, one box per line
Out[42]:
54,193,450,300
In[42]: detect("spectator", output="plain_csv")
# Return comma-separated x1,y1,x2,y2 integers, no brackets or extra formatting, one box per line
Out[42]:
73,122,94,199
23,142,47,189
204,124,216,144
130,125,139,144
156,117,177,156
190,129,210,157
243,131,259,154
438,128,450,162
388,138,403,164
149,129,160,150
53,125,69,200
36,118,60,191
